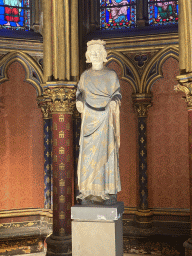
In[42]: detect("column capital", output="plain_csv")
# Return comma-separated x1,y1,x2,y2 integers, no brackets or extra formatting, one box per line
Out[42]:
43,85,76,114
132,93,152,117
175,73,192,109
37,96,51,119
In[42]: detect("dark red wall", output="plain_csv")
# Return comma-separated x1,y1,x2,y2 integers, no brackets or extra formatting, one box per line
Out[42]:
108,57,189,209
0,61,44,210
147,57,189,209
107,61,138,207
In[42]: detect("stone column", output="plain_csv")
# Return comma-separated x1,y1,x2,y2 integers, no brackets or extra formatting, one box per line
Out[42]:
133,94,152,227
175,78,192,255
33,0,40,32
136,0,147,27
43,84,76,256
89,0,100,31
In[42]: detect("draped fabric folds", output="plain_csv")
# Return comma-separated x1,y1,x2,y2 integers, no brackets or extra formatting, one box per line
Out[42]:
179,0,192,73
76,67,122,198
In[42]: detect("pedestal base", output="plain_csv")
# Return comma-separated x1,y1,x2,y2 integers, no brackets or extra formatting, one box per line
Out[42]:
184,238,192,256
71,202,124,256
46,234,72,256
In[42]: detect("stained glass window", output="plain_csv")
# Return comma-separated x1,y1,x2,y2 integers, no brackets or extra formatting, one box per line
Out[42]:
100,0,136,30
148,0,178,25
0,0,31,30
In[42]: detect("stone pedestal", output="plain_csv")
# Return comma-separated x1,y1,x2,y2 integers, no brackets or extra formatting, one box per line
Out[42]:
71,202,124,256
184,238,192,256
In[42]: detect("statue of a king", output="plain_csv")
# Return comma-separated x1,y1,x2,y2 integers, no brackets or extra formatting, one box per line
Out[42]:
76,39,121,204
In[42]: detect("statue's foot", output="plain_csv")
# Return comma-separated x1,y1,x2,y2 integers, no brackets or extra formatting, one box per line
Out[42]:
101,194,110,200
91,195,104,203
76,193,87,200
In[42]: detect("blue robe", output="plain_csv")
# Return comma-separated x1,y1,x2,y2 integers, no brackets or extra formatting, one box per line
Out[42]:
76,67,121,198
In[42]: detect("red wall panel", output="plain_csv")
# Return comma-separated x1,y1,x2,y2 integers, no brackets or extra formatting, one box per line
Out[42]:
147,57,190,209
0,61,44,210
107,61,138,207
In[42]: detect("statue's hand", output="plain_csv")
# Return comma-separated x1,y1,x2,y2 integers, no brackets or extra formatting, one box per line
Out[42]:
110,101,116,111
76,101,84,113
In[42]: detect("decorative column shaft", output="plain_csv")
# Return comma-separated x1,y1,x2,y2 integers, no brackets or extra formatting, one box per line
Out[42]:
52,113,73,236
37,100,53,210
43,84,76,256
44,117,52,209
133,94,152,227
138,114,148,210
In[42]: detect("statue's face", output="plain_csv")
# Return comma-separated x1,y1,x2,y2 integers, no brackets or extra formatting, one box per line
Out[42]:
88,45,104,65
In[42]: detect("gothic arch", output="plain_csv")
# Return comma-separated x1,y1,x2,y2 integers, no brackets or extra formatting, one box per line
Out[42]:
106,51,140,93
0,51,43,97
141,46,179,94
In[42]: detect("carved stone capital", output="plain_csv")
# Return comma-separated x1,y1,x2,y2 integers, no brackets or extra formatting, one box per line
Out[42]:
134,103,152,117
43,87,76,114
132,94,152,117
37,96,51,119
175,73,192,109
174,82,192,108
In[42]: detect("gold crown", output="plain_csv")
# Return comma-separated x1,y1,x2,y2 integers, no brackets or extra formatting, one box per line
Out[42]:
87,39,106,47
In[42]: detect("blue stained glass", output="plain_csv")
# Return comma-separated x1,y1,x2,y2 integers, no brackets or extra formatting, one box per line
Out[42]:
100,0,136,30
0,0,31,30
148,0,178,26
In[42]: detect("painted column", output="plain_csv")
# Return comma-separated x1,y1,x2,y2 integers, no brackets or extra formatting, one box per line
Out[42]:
175,80,192,256
52,113,73,236
44,118,52,209
38,100,53,210
43,84,76,256
133,94,152,227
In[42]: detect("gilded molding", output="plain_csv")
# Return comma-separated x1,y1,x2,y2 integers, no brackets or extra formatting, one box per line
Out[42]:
43,87,76,114
141,46,179,93
0,208,52,218
123,207,190,216
106,46,179,95
107,51,139,93
0,38,43,58
105,33,179,52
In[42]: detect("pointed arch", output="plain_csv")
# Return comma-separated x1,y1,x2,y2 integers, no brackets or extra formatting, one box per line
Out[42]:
0,51,43,96
141,46,179,94
106,51,140,93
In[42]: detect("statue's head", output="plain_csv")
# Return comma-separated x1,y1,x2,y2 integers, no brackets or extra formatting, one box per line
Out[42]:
86,40,107,64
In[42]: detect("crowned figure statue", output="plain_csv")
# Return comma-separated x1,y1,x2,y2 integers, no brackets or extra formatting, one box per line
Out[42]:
76,39,121,205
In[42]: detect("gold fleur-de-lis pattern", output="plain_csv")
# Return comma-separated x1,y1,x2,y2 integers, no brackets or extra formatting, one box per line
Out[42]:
52,113,73,236
44,118,52,210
